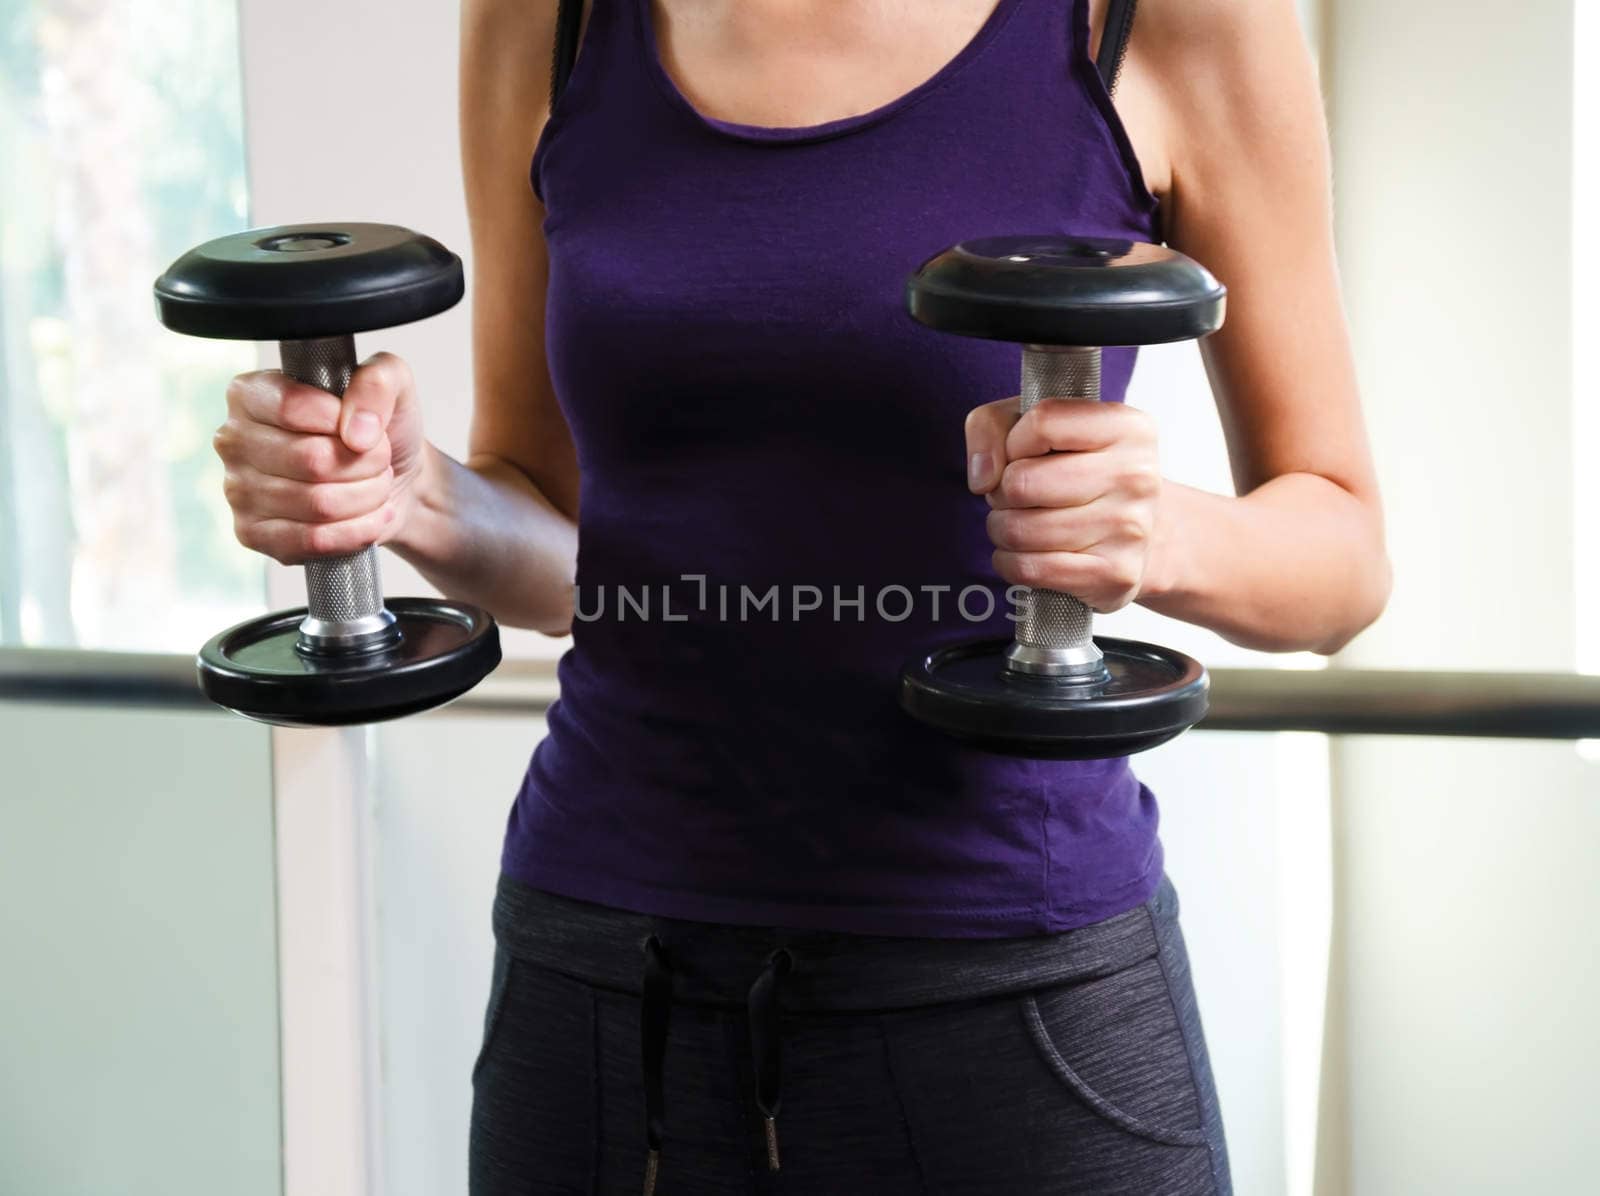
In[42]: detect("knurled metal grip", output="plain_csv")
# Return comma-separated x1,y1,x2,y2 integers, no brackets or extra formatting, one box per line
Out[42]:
277,336,400,655
1006,346,1109,681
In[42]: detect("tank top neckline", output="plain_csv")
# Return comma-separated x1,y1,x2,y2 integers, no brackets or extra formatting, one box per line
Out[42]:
635,0,1024,147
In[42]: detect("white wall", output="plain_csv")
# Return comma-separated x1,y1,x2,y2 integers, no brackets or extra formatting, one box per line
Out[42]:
1321,1,1598,1192
369,710,545,1196
0,703,281,1196
1576,0,1600,675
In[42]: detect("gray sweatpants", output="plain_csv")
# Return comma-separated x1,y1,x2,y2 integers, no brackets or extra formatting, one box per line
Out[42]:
470,874,1231,1195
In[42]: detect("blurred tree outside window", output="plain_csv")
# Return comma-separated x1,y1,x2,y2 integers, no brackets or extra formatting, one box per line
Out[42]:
0,0,260,651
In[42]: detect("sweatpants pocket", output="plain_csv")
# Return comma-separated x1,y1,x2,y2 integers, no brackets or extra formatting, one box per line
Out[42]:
1019,955,1208,1147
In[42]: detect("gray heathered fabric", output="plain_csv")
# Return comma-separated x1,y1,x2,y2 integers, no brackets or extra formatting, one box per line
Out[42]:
470,875,1231,1194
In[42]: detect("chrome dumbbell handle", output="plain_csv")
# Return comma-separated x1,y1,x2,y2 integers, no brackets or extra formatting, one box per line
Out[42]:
1004,345,1109,681
278,336,399,655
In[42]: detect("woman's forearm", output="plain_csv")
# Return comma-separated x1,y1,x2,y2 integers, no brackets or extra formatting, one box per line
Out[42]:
389,441,578,635
1142,473,1390,655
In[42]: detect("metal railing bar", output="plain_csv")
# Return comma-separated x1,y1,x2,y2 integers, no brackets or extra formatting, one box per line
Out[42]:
1198,667,1600,740
3,648,1599,740
0,648,219,712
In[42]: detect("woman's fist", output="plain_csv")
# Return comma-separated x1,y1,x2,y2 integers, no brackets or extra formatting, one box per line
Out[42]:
965,396,1164,614
214,351,425,565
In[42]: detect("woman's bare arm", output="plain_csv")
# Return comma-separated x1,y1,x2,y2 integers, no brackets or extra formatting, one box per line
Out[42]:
387,0,581,634
1121,0,1391,653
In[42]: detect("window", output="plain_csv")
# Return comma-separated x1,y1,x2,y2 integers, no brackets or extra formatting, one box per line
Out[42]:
0,0,258,651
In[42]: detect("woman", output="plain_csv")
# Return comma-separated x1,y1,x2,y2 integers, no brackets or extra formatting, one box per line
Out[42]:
217,0,1388,1191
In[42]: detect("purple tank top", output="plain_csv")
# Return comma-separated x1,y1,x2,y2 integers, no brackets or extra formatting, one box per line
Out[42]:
504,0,1164,936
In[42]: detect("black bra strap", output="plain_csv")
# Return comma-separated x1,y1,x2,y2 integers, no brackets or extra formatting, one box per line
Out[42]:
551,0,584,109
1095,0,1139,94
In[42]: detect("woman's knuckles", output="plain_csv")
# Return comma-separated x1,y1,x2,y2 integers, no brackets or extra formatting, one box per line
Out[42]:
232,522,375,567
998,451,1118,509
232,515,263,554
304,472,392,522
301,522,344,558
298,435,387,482
994,545,1145,607
359,351,414,397
965,396,1019,440
1100,555,1144,596
302,483,350,523
985,509,1020,551
224,371,273,413
301,514,381,560
987,500,1152,553
1116,510,1153,544
290,435,340,480
278,386,342,435
1119,457,1162,499
997,460,1034,507
221,468,250,510
212,420,243,463
994,549,1046,589
224,456,393,543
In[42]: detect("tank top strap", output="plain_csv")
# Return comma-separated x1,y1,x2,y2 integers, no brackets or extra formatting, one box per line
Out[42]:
980,0,1152,214
953,0,1132,120
532,0,647,204
550,0,647,106
551,0,584,107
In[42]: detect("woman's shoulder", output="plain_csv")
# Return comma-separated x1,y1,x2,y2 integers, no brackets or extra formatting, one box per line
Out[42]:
461,0,585,168
460,0,575,110
1124,0,1315,104
1116,0,1322,200
1127,0,1297,46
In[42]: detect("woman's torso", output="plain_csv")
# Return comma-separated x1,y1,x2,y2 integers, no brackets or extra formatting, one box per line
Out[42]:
504,0,1166,937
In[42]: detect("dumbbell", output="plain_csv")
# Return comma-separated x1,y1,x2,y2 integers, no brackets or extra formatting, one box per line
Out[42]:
153,222,501,726
900,235,1224,758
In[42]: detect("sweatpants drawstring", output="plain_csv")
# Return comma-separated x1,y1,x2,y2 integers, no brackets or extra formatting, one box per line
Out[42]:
639,939,796,1188
747,947,793,1171
640,934,673,1196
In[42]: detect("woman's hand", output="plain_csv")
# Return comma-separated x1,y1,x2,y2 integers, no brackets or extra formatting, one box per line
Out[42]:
964,397,1168,613
214,352,425,566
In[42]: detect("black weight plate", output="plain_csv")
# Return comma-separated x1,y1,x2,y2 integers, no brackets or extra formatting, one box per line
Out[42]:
197,597,501,727
900,635,1209,759
154,222,463,341
906,235,1225,347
